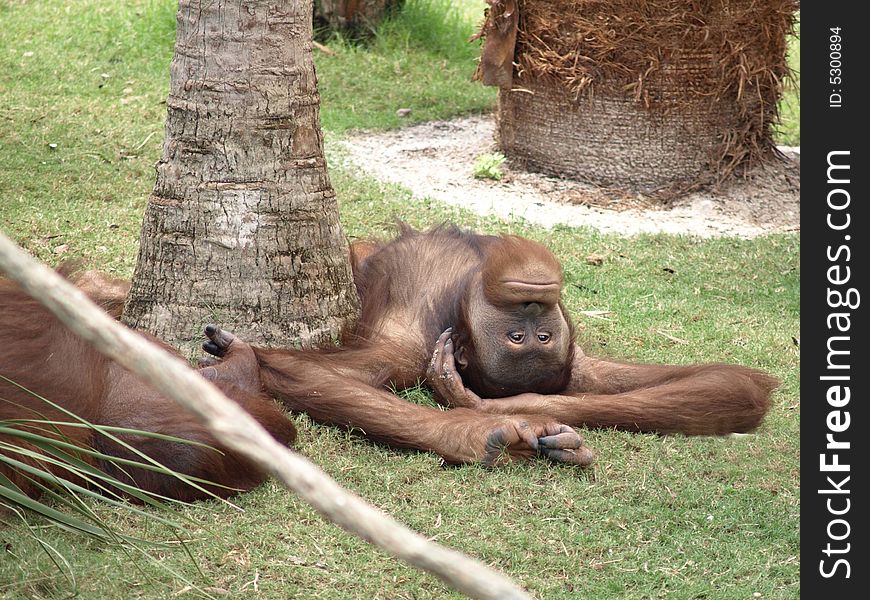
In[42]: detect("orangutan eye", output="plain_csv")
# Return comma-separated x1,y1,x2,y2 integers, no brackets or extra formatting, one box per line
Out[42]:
537,333,551,343
507,332,525,343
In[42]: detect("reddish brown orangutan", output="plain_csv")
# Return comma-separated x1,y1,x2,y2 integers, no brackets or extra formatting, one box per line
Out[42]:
230,225,777,466
2,224,776,496
0,269,295,501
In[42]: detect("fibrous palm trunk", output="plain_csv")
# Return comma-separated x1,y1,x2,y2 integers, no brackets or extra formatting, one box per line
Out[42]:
481,0,796,196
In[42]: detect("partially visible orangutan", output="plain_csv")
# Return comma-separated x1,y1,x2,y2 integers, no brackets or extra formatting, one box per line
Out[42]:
231,225,777,466
0,269,295,501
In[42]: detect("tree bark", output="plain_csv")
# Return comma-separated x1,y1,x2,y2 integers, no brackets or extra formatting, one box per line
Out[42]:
123,0,358,348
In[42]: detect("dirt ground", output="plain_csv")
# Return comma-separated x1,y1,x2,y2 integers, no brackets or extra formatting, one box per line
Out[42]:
340,115,800,238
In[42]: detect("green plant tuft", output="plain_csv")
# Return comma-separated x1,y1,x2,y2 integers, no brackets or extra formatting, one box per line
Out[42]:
472,152,506,180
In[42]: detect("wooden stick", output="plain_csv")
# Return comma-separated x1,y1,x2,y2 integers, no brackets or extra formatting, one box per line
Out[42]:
0,231,533,600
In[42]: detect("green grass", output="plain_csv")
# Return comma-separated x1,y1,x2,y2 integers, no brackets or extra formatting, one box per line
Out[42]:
0,1,799,598
316,0,496,133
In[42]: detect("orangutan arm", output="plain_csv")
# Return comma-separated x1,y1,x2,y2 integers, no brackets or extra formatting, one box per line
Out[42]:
250,344,594,466
428,334,777,436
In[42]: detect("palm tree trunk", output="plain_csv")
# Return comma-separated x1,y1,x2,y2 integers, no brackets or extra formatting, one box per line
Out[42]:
489,0,796,197
123,0,358,348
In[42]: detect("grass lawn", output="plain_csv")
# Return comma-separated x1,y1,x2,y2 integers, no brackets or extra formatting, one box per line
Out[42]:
0,1,799,598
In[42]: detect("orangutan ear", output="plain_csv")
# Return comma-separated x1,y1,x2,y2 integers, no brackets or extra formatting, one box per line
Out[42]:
454,345,469,370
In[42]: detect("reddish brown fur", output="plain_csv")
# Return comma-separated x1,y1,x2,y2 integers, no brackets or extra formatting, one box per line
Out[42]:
0,268,295,501
251,225,777,465
481,235,563,306
2,224,777,481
